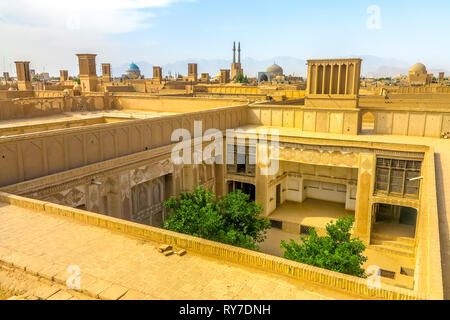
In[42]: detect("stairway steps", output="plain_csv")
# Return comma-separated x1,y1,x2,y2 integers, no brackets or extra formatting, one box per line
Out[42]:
371,239,415,251
370,244,415,258
371,232,415,245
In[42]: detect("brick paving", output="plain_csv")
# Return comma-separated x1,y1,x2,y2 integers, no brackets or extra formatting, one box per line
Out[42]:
0,203,348,300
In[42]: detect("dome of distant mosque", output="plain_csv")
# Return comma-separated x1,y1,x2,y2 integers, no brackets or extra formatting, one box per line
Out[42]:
410,63,427,74
266,64,283,74
128,62,140,71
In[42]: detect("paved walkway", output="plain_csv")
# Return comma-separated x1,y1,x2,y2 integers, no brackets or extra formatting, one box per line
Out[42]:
0,202,354,300
0,263,95,300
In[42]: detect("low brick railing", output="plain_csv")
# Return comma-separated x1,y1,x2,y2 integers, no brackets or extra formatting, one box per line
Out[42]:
0,192,428,300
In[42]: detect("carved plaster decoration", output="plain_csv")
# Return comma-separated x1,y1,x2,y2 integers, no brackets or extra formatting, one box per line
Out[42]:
274,147,359,168
130,158,174,188
120,173,131,201
43,186,86,207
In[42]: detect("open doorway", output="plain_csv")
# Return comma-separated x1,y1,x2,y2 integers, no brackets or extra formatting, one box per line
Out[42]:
372,203,417,238
227,181,256,201
259,74,268,82
276,184,281,208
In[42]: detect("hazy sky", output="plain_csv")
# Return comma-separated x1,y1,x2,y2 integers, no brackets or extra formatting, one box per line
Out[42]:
1,0,449,75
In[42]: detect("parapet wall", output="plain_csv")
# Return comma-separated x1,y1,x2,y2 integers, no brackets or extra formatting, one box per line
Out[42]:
105,85,135,93
0,94,112,121
359,107,450,137
111,94,248,113
0,105,248,187
414,149,444,298
248,105,359,135
397,87,450,94
196,86,306,100
0,191,430,300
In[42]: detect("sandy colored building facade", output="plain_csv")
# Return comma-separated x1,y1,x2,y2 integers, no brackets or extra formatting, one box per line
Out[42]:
0,54,448,300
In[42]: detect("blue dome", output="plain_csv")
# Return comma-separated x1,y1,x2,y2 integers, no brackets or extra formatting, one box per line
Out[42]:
129,62,140,71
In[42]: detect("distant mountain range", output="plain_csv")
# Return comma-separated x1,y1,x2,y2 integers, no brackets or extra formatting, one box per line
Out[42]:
112,55,449,79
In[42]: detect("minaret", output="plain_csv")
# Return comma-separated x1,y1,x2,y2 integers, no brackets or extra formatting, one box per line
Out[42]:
238,42,241,64
233,41,236,63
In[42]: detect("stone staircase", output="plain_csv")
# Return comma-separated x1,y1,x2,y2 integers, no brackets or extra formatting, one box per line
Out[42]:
370,232,416,258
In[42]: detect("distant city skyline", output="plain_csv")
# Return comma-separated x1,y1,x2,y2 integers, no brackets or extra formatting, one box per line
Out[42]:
1,0,449,76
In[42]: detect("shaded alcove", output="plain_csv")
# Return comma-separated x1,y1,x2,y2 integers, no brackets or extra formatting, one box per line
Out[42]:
361,112,375,134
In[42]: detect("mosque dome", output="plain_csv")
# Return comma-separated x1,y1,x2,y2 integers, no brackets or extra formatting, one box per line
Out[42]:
126,62,142,79
410,63,427,74
128,62,140,71
266,64,283,74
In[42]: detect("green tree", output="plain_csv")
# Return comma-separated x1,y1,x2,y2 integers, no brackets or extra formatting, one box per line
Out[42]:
235,73,249,84
281,216,368,277
219,189,270,246
164,187,270,250
74,78,81,85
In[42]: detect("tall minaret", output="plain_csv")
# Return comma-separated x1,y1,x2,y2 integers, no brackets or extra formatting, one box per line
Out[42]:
238,42,241,64
233,41,236,63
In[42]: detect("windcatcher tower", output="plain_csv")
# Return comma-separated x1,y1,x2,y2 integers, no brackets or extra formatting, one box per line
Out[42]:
305,58,362,135
14,61,32,91
76,54,98,92
60,70,69,82
305,58,362,109
220,69,231,84
153,66,163,82
101,63,112,83
188,63,198,82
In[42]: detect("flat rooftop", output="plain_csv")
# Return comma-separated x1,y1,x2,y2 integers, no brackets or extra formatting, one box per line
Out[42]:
233,123,449,148
0,111,178,137
0,200,360,300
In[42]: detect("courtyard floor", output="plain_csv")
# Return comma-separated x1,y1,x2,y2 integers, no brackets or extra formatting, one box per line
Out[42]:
268,199,354,230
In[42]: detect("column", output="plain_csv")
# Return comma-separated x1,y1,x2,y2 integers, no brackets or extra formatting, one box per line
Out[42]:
344,62,349,95
255,165,270,217
330,64,334,95
307,62,313,94
322,64,326,94
337,64,342,94
354,153,375,245
353,62,359,95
